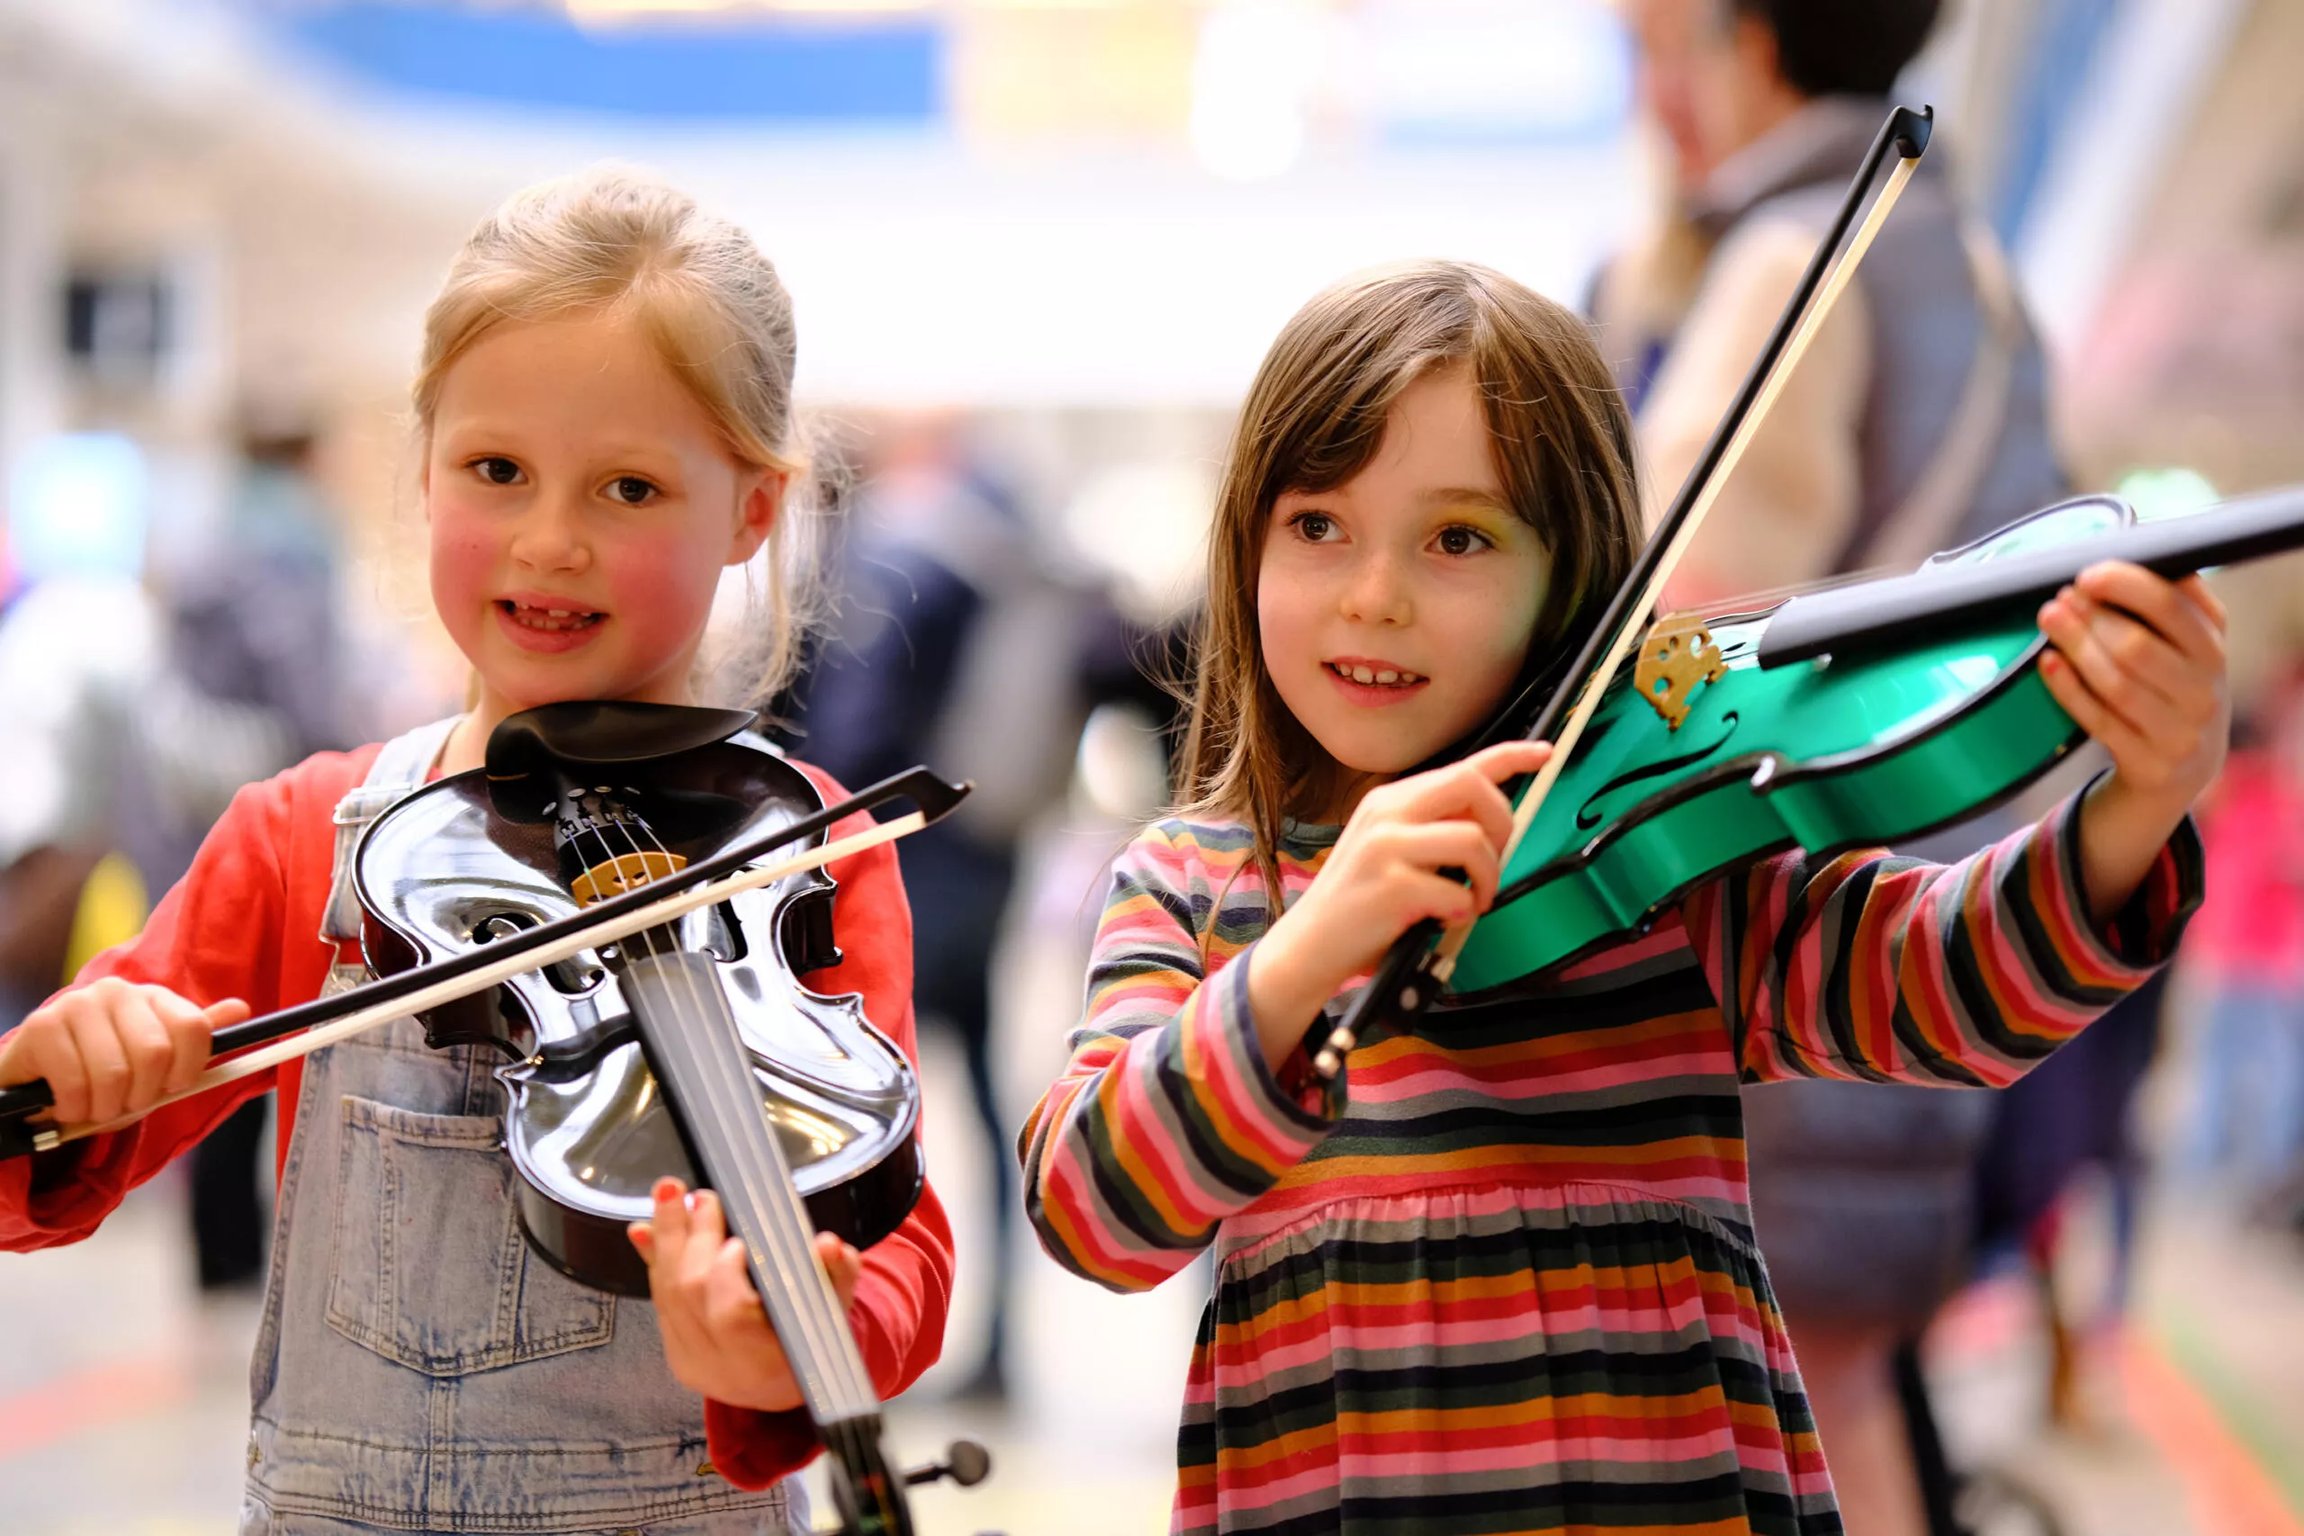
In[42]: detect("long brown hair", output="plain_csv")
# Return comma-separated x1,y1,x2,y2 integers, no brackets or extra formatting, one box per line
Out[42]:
1175,260,1642,897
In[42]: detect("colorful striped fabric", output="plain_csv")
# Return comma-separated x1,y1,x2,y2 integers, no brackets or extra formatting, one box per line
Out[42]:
1021,792,2200,1535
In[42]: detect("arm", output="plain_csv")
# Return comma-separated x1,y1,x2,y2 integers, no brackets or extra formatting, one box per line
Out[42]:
1638,217,1870,604
0,779,292,1249
1682,783,2202,1088
697,769,956,1489
1019,824,1346,1295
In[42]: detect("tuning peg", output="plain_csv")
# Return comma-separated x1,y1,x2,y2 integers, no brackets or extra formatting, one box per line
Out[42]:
902,1438,992,1489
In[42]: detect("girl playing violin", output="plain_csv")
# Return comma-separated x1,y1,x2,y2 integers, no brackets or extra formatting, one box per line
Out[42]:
1019,260,2221,1535
0,168,951,1534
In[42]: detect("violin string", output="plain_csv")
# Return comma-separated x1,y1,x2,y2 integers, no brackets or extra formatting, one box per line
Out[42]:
600,800,871,1417
627,806,876,1416
575,806,844,1402
574,806,853,1409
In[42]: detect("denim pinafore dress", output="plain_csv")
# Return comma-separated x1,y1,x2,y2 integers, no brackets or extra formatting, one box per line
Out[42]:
240,718,804,1536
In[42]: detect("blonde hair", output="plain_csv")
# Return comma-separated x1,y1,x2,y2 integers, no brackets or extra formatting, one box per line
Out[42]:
414,165,829,706
1176,260,1643,898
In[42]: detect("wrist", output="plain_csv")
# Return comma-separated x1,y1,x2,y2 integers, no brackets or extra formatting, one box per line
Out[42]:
2077,771,2187,925
1245,916,1345,1072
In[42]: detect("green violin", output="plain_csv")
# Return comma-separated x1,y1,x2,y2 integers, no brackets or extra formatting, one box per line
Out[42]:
1448,483,2304,997
1308,103,2304,1072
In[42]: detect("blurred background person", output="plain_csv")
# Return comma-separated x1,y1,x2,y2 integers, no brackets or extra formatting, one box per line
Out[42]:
2175,666,2304,1218
164,413,358,1295
0,414,358,1295
1595,2,2144,1531
772,413,1099,1403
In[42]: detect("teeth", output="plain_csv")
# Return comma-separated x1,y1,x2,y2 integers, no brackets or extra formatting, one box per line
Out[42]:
508,602,598,632
1331,663,1423,687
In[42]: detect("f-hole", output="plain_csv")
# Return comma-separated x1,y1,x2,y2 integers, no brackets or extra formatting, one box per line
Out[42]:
473,910,602,996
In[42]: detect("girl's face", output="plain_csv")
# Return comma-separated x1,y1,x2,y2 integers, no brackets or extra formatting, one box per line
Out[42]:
1257,366,1550,817
425,311,777,725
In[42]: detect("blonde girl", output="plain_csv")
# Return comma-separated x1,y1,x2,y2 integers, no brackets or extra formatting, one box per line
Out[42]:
1021,259,2220,1535
0,168,951,1536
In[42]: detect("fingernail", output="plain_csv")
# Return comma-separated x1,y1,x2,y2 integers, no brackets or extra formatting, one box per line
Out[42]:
684,1192,698,1212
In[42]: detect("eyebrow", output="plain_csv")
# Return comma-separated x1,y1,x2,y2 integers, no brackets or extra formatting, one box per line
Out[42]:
1421,487,1514,514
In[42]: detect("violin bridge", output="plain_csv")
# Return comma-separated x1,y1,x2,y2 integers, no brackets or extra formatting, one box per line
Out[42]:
1634,614,1728,731
572,849,688,907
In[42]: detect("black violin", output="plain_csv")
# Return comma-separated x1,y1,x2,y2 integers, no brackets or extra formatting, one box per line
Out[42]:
364,702,925,1296
0,702,990,1536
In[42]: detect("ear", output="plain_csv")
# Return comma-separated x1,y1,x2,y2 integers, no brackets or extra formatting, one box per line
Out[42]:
728,467,785,566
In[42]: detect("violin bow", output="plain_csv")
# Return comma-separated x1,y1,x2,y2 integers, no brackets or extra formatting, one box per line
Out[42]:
1309,104,1935,1080
0,765,969,1157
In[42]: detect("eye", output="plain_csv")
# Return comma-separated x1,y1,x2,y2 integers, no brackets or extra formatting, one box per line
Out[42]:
469,456,523,487
1286,510,1337,543
606,475,661,507
1434,523,1496,556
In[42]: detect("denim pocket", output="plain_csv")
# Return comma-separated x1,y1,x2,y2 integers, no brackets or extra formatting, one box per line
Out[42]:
325,1094,614,1375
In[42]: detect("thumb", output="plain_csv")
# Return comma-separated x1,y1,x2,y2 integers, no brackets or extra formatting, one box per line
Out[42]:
201,998,253,1028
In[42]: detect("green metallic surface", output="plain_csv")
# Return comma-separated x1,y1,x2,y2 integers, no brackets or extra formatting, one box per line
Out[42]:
1448,498,2124,997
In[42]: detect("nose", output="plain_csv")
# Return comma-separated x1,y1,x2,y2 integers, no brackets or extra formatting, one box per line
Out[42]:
1339,547,1412,627
507,484,592,575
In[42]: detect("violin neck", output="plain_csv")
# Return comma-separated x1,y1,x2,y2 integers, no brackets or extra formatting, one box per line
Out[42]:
617,944,884,1431
1759,484,2304,666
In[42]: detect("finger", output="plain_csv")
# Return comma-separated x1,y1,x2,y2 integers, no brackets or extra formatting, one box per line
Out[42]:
2072,562,2224,669
156,992,223,1097
1464,738,1553,784
1383,820,1502,910
2039,592,2166,742
2039,651,2156,776
200,997,252,1029
72,1000,136,1125
23,1022,90,1126
627,1222,655,1265
112,993,176,1116
816,1233,864,1311
705,1236,769,1339
1385,742,1545,826
2060,589,2198,719
679,1190,729,1291
650,1179,693,1268
2178,572,2228,634
641,1186,708,1357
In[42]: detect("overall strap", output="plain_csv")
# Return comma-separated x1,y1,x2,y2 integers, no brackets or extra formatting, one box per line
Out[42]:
319,716,462,951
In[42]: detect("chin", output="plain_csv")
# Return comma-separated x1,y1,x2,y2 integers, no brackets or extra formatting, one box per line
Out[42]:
1320,732,1441,779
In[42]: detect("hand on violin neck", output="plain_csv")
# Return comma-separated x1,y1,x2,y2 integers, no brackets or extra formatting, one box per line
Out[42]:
2036,560,2231,923
0,979,247,1130
1247,740,1550,1071
629,1177,864,1416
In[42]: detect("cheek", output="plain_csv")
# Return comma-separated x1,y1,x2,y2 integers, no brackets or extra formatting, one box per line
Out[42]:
1444,568,1546,697
597,527,723,645
427,499,497,632
1255,564,1312,671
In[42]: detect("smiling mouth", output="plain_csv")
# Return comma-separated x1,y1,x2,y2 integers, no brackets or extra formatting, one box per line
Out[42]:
499,600,604,633
1326,662,1427,688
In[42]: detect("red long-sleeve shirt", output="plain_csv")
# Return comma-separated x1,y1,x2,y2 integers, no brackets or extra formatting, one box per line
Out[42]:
0,743,952,1490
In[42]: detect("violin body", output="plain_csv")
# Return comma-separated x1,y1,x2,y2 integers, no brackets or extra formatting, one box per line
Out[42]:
1448,493,2130,998
354,729,924,1297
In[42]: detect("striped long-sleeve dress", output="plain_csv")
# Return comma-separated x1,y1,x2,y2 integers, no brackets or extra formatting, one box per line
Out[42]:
1021,790,2200,1536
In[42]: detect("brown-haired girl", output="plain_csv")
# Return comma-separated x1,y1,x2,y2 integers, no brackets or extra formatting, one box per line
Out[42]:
0,167,950,1534
1020,259,2221,1534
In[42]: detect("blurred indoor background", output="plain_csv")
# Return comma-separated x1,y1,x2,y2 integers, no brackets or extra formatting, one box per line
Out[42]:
1,2,2300,1533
